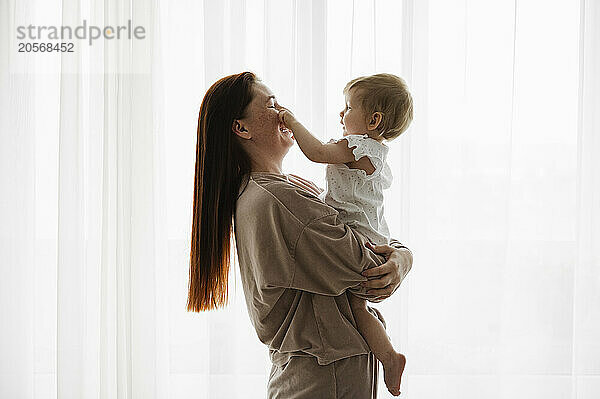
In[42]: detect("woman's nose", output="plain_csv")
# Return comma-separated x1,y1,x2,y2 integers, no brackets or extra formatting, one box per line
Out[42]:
339,110,344,117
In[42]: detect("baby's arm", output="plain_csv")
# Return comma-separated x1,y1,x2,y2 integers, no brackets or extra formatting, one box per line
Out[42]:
279,109,356,164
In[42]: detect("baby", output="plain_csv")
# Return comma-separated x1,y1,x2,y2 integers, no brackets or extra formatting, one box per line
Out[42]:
278,73,413,396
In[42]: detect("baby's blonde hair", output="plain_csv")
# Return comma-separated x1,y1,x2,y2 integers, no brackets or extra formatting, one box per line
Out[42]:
343,73,413,140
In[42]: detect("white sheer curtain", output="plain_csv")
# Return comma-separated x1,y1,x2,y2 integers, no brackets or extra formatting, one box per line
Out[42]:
1,0,599,398
1,0,169,397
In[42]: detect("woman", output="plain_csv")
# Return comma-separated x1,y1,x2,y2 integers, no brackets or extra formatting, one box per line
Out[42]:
188,72,413,398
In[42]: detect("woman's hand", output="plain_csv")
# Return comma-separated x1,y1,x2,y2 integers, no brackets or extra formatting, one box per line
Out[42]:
287,174,324,196
360,242,412,302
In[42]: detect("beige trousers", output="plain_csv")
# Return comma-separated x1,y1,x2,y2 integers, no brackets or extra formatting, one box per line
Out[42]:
267,353,379,399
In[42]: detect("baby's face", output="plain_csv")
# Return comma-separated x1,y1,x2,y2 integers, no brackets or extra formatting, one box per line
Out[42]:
339,89,369,137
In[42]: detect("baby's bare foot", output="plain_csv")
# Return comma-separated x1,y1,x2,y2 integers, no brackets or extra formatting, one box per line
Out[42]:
382,351,406,396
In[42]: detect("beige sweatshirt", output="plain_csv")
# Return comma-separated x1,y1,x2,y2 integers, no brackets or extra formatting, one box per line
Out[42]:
233,172,407,367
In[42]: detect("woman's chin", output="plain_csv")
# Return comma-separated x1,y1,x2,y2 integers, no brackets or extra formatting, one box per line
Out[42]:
281,135,295,149
268,131,294,153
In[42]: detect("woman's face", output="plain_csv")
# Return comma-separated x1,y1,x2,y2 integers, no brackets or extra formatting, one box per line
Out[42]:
239,81,294,158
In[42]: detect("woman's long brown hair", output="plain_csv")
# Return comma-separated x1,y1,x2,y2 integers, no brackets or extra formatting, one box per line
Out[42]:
187,72,256,312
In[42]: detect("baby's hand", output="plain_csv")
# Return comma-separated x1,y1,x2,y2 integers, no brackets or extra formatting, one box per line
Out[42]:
278,108,296,127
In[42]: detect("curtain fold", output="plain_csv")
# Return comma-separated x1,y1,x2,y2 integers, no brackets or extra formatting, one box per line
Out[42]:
1,0,599,398
574,0,600,389
56,0,85,396
0,0,36,395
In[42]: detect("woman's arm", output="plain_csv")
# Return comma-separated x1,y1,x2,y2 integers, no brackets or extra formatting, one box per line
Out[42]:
285,177,412,300
246,176,410,301
289,213,411,302
279,109,356,164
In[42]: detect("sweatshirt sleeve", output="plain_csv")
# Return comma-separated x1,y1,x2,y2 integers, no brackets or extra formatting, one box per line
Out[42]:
288,211,387,300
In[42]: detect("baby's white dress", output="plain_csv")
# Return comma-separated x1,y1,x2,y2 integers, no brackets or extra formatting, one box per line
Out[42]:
318,134,393,246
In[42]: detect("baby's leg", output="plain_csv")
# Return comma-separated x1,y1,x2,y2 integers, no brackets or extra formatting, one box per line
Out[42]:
348,292,406,396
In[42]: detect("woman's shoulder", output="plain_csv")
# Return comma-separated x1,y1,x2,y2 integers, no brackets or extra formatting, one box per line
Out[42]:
237,173,335,226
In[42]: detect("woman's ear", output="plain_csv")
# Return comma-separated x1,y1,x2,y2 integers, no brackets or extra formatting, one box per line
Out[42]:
232,120,251,139
367,112,383,131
